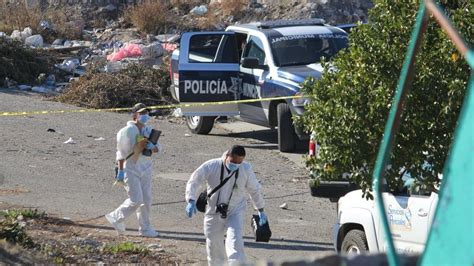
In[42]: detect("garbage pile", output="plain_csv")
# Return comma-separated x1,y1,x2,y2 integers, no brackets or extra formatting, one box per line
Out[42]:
0,21,179,96
55,64,172,109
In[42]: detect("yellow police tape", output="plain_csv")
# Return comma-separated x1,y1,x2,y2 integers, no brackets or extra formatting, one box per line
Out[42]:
0,95,303,117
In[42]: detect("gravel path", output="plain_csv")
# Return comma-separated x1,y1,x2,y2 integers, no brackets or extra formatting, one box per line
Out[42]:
0,89,336,263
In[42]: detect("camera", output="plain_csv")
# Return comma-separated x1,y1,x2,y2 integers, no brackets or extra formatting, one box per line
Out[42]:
216,203,229,219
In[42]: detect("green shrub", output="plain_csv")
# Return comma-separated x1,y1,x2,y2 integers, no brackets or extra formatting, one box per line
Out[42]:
299,0,473,197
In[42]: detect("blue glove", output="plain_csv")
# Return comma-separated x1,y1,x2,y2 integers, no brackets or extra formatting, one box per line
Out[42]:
116,169,125,182
258,211,268,226
146,141,155,150
186,200,197,218
142,126,152,138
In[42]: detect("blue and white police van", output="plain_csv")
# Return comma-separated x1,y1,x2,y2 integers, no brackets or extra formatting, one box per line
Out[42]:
170,19,348,152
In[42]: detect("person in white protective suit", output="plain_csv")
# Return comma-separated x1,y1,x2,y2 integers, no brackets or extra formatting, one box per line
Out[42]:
105,103,162,237
185,145,268,265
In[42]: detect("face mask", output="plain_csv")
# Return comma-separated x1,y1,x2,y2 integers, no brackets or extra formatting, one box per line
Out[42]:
226,162,241,172
138,114,150,124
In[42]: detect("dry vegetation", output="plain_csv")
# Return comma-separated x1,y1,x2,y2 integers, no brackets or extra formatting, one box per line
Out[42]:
0,38,51,84
0,2,84,40
221,0,248,17
124,0,172,35
56,63,172,109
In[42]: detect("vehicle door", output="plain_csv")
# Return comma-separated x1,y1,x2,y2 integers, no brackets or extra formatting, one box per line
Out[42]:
380,192,434,254
239,35,270,126
178,32,240,116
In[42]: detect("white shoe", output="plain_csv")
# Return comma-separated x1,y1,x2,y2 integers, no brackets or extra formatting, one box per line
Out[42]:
105,213,125,235
140,229,159,238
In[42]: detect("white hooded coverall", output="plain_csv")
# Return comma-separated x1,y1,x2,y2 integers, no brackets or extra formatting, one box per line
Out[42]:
185,153,265,265
107,121,162,234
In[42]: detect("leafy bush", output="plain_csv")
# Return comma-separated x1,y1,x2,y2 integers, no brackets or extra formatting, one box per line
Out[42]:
124,0,171,34
299,0,473,197
0,209,46,220
0,217,35,248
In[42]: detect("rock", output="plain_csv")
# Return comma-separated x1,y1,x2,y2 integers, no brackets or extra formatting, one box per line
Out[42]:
279,202,288,209
190,5,208,16
25,34,43,48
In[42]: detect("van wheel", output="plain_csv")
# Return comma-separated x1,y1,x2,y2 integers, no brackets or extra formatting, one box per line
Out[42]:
185,116,215,134
277,103,296,152
341,229,368,256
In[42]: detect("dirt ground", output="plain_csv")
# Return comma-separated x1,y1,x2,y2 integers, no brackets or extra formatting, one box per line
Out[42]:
0,89,337,264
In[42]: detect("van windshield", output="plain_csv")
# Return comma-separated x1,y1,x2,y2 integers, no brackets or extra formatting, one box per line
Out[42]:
269,34,348,67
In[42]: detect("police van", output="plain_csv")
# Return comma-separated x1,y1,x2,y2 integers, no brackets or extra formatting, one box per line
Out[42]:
169,19,349,152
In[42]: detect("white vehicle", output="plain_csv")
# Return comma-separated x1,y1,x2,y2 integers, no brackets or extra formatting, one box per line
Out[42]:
333,188,438,255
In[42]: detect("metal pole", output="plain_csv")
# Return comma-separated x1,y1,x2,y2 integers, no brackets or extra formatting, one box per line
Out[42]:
372,2,429,266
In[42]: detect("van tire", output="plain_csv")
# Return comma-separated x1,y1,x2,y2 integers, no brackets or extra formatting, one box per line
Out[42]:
277,103,296,152
341,229,368,255
185,116,215,134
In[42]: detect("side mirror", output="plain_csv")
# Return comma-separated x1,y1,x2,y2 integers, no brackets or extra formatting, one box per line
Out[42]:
241,57,268,70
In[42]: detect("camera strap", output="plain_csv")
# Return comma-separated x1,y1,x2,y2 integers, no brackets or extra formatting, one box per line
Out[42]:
208,163,235,199
216,163,239,207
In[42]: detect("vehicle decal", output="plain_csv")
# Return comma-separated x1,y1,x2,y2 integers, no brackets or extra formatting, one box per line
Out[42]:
387,204,413,231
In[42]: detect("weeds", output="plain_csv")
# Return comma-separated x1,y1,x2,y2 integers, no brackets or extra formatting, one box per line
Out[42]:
102,241,150,255
0,38,51,84
221,0,249,17
0,209,46,220
124,0,171,34
0,2,42,34
0,217,35,248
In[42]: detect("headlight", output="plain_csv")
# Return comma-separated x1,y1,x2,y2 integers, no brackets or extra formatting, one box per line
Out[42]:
292,92,310,107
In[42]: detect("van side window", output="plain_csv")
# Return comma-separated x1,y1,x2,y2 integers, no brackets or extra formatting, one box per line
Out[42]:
189,34,238,63
243,36,266,65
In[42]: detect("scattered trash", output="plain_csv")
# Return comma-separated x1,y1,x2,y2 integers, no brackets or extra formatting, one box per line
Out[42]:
40,20,51,30
94,137,106,141
63,137,77,144
18,85,32,91
147,244,162,249
107,43,142,62
184,133,191,137
31,86,49,93
47,128,56,132
4,78,18,88
279,203,288,210
25,34,44,48
190,5,208,16
46,74,56,87
172,108,182,117
52,39,65,46
55,59,81,73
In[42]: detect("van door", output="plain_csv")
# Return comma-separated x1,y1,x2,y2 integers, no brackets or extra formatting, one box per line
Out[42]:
178,32,240,116
381,193,432,254
239,35,270,126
